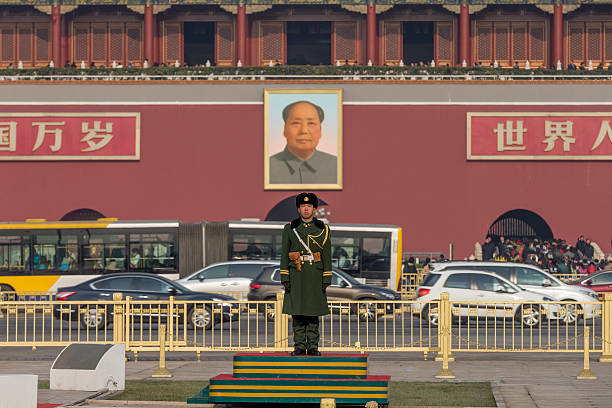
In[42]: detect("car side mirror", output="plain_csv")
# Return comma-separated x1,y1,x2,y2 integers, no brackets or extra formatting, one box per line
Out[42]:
584,279,592,286
495,288,507,294
198,274,205,281
542,278,552,287
340,280,349,288
167,287,177,295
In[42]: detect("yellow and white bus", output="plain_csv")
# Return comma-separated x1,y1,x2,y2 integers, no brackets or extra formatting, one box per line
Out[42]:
0,219,402,293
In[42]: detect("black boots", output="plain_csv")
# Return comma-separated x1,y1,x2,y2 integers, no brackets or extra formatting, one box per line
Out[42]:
290,348,321,356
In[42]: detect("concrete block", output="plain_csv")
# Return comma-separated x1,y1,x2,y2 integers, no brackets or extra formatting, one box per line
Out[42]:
50,343,125,391
0,374,37,408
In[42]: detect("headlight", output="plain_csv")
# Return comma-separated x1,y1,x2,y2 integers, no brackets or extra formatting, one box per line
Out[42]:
578,290,599,300
543,297,554,302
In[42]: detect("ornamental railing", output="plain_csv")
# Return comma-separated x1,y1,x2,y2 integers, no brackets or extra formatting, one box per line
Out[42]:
1,292,611,371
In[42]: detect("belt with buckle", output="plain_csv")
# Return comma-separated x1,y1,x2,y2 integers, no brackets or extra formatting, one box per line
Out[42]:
299,255,313,262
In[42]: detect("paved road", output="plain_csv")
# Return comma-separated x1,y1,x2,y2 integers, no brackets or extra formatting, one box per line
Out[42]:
3,351,612,407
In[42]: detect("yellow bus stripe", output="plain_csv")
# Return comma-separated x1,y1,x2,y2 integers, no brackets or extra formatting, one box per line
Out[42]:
0,276,60,292
234,361,366,367
211,385,385,391
0,222,110,230
210,392,387,398
234,369,365,375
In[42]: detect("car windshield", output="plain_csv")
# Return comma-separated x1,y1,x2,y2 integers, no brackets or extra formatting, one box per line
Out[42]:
172,280,191,292
334,269,360,285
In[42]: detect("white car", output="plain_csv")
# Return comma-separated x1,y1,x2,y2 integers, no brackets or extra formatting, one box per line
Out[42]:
175,261,277,297
415,269,554,327
430,261,600,322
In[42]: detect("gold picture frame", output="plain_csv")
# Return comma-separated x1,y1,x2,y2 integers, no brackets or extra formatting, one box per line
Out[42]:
264,89,343,190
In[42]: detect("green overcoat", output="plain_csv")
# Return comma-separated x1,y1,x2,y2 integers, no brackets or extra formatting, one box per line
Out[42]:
280,217,332,316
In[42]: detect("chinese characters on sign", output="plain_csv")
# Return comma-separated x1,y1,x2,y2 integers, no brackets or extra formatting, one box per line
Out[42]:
468,113,612,160
0,113,140,160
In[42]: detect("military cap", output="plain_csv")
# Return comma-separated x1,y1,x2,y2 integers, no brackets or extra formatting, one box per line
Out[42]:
296,192,318,208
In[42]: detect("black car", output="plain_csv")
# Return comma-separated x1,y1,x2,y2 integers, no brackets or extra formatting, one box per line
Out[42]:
247,266,401,320
54,273,237,330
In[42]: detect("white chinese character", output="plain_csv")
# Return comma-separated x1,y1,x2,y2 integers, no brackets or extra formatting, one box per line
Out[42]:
494,120,527,151
81,121,113,152
591,120,612,151
0,122,17,152
542,121,575,152
32,122,65,152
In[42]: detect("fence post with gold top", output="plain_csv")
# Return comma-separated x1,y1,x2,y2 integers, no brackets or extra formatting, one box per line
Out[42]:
168,296,175,351
599,293,612,362
274,292,286,351
125,296,131,351
152,323,172,378
112,292,124,344
577,326,597,379
435,292,455,379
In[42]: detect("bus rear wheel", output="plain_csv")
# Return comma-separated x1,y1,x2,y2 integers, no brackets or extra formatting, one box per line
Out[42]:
0,284,14,302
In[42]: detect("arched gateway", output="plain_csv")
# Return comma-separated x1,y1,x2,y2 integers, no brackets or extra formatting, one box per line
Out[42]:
487,209,553,241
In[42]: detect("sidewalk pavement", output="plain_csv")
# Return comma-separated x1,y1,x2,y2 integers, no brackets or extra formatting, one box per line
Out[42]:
3,352,612,407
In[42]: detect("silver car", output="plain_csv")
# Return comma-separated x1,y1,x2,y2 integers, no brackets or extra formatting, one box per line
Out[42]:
176,260,277,298
430,261,600,322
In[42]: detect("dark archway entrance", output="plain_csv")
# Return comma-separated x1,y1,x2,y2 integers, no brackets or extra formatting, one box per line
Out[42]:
487,209,553,240
60,208,106,221
402,22,434,64
286,21,332,65
184,22,215,66
265,195,329,221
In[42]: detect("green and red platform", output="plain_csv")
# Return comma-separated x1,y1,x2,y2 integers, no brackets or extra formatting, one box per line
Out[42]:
187,353,389,406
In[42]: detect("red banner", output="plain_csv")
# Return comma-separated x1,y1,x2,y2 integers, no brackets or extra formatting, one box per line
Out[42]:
467,113,612,160
0,113,140,160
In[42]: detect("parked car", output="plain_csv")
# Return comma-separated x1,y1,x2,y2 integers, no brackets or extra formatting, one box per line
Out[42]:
415,269,554,327
247,266,401,320
54,273,237,330
430,261,599,323
570,270,612,299
175,261,278,296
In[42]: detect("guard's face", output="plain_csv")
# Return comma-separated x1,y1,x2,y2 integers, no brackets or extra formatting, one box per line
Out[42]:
298,204,314,219
284,103,322,157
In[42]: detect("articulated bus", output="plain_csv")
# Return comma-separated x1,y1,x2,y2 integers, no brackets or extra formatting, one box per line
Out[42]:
0,219,402,293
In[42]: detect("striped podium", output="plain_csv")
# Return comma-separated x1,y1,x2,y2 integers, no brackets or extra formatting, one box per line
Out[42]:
187,353,389,405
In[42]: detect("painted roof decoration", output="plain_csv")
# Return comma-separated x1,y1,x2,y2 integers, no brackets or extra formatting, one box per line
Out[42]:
1,0,611,5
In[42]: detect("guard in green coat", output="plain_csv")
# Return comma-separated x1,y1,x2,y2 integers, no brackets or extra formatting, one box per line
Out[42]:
280,192,332,356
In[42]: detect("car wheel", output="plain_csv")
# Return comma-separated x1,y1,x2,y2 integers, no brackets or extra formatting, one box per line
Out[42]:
356,298,376,322
188,305,212,330
262,297,276,321
0,284,14,302
515,304,540,328
80,307,107,330
558,301,581,324
421,304,439,327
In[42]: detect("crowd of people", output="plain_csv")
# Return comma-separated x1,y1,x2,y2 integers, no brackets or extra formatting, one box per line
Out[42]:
479,235,612,275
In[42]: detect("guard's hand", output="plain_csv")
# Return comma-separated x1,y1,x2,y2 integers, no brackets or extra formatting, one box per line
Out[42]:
282,281,291,293
322,283,329,293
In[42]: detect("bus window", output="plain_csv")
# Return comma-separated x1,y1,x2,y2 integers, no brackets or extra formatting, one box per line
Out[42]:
361,236,391,273
83,233,127,273
129,233,176,272
331,236,359,274
230,233,273,260
33,232,78,273
0,236,29,272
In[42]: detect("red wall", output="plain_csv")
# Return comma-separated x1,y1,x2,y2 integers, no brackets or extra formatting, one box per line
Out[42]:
3,103,611,259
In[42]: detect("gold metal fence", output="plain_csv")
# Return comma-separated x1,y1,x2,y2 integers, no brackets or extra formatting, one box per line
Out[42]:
399,272,425,299
2,291,612,363
447,300,603,353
